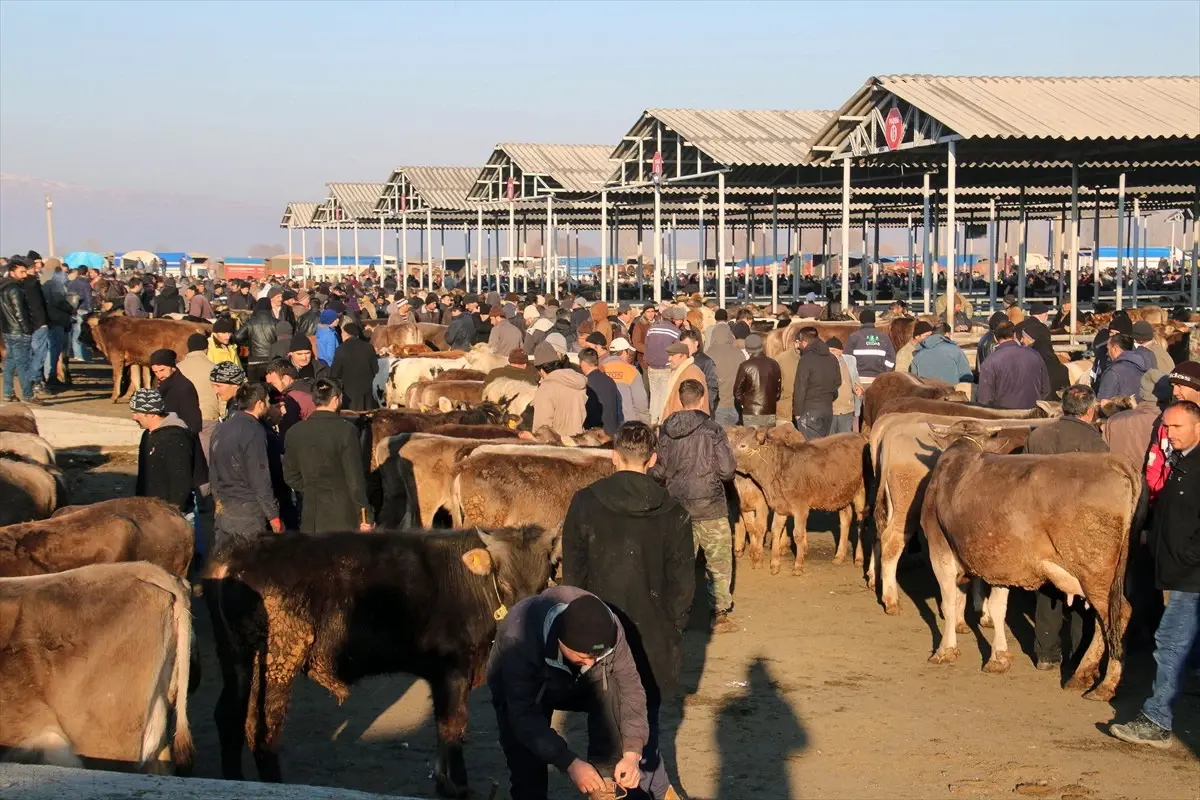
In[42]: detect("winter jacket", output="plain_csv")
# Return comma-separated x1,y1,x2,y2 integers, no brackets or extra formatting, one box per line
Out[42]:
330,336,378,411
42,274,73,329
976,332,999,371
293,308,320,338
123,291,146,318
844,323,895,378
533,368,588,438
488,318,523,357
775,346,800,420
651,409,736,521
136,413,204,514
157,370,203,434
1103,402,1160,468
600,356,649,424
0,277,33,335
1096,350,1148,400
1025,416,1108,455
706,324,746,411
154,285,184,317
234,306,280,364
283,410,373,533
909,334,973,386
1024,328,1070,400
692,351,720,414
589,301,613,346
471,313,492,346
643,321,681,369
562,471,695,698
207,337,241,367
660,358,709,422
445,313,475,352
209,410,280,530
187,293,215,320
486,586,649,772
315,326,339,366
176,351,221,422
584,368,623,435
1128,346,1157,373
66,276,92,313
894,340,917,374
733,354,781,416
978,341,1049,410
1148,445,1200,592
792,337,841,416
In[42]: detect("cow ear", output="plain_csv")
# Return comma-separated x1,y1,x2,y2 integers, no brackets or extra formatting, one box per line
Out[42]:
754,427,767,444
461,548,493,576
437,396,454,413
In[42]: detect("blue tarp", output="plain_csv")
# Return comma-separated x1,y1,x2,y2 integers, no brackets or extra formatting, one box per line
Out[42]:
62,251,105,269
1095,247,1173,259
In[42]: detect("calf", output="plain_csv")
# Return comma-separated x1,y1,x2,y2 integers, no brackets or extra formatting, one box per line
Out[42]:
482,375,539,418
204,526,558,796
432,368,488,382
386,355,470,407
921,436,1141,700
0,561,193,771
0,456,66,526
0,431,56,466
875,396,1049,427
452,444,613,531
732,474,768,557
86,314,211,402
0,403,38,435
861,371,963,433
727,428,866,574
361,405,511,470
405,379,485,411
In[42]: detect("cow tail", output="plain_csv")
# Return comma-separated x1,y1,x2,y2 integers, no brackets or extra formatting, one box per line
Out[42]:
1108,465,1145,663
170,577,195,772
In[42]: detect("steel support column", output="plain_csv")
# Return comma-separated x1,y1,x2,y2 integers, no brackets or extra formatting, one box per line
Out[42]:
1115,173,1126,310
945,140,957,330
600,189,608,304
841,159,851,309
718,173,727,308
921,173,931,314
988,199,997,312
1069,165,1080,343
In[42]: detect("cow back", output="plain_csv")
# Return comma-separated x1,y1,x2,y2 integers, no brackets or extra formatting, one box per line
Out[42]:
95,315,211,366
0,404,38,436
0,457,64,527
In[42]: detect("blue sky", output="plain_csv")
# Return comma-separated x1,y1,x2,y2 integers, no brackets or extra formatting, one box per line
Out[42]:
1,0,1197,256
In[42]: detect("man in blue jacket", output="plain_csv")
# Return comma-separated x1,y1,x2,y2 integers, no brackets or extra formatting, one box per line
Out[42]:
910,323,973,386
1096,333,1149,400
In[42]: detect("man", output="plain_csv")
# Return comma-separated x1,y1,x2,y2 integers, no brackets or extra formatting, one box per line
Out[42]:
149,348,202,434
488,303,523,356
292,291,320,337
775,326,801,427
66,266,93,362
976,312,1008,372
445,301,475,352
1105,369,1171,466
1025,385,1110,672
1132,320,1174,374
601,337,650,424
22,260,51,395
208,381,283,553
1110,400,1200,748
652,378,737,632
41,268,73,389
415,293,440,325
265,358,314,436
0,259,40,403
487,589,649,799
131,387,204,516
795,292,823,319
329,322,378,410
706,319,745,427
579,347,622,435
630,304,657,369
283,378,374,533
584,331,610,360
844,309,895,383
315,308,340,366
184,284,215,320
644,307,682,423
978,321,1049,410
660,341,708,422
176,333,220,423
287,333,328,384
680,329,718,415
154,276,183,317
484,348,538,389
733,333,781,427
531,342,587,438
910,322,973,386
826,337,863,434
208,362,246,428
562,421,694,800
792,326,840,439
207,317,241,366
1096,332,1148,400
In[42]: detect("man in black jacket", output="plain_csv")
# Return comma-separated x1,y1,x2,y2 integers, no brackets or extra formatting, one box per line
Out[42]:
234,298,279,382
651,378,738,633
563,421,694,800
329,322,378,410
487,587,649,799
282,378,374,533
149,348,202,434
578,347,622,435
22,262,50,397
1,259,40,403
208,382,282,553
792,326,840,439
733,333,781,427
131,388,205,515
1111,400,1200,749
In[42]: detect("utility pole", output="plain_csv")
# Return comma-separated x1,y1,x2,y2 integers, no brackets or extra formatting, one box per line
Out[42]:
45,195,56,258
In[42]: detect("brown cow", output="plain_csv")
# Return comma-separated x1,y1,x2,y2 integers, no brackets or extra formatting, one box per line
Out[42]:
726,428,867,574
732,474,768,557
405,380,486,411
861,371,963,433
0,431,56,466
875,396,1049,427
0,497,194,578
431,368,488,383
370,322,451,353
362,406,511,469
0,456,66,526
0,561,193,772
921,434,1141,700
86,314,211,402
0,403,38,435
452,444,613,531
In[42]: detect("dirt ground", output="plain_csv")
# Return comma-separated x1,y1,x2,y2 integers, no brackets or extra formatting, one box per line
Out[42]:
50,440,1197,800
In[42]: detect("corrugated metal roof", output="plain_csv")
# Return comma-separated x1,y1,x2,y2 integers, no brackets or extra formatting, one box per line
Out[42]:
400,166,479,210
645,108,836,166
495,143,614,192
280,202,319,228
328,182,386,205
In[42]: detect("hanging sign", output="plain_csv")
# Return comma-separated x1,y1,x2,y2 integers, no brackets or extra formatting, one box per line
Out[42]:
884,107,904,151
400,192,407,213
506,177,515,201
652,151,663,182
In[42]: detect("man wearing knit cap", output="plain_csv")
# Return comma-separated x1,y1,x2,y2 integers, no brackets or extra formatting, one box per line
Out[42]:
150,348,202,434
484,348,538,389
1096,330,1149,400
315,308,340,366
208,382,283,551
208,362,246,425
131,387,205,516
207,317,241,366
843,309,895,383
1132,320,1175,373
488,588,649,799
287,332,328,384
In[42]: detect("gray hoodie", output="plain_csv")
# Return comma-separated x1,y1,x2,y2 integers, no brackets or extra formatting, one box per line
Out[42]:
705,323,746,410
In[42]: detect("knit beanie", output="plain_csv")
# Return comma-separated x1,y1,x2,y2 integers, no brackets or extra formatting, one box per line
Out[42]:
557,595,617,656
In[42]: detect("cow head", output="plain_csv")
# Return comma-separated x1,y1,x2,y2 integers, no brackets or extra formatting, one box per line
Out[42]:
461,525,560,610
80,314,104,354
927,420,1031,454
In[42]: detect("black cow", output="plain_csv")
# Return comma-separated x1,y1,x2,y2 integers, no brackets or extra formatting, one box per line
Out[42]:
204,525,558,797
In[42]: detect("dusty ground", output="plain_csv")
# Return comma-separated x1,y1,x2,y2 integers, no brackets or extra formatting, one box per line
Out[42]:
36,366,1199,800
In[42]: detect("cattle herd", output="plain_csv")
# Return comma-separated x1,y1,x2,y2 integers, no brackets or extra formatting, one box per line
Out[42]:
0,308,1171,798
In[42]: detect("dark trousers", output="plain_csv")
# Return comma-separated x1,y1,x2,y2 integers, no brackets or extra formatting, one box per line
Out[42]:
794,410,833,440
1034,585,1087,663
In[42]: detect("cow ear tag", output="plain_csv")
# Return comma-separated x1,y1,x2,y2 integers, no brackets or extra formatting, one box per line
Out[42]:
493,604,508,622
462,548,493,576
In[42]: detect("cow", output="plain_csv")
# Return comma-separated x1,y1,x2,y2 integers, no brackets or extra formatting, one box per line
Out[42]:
431,368,488,383
0,456,66,526
84,314,211,402
385,354,470,407
0,561,193,772
0,431,56,466
0,497,194,578
861,371,964,433
732,474,768,558
921,433,1141,701
726,428,867,575
452,444,613,531
868,416,1045,615
482,375,539,418
203,525,559,796
0,403,38,435
405,380,486,411
369,322,425,353
530,427,613,447
874,396,1050,427
360,405,512,470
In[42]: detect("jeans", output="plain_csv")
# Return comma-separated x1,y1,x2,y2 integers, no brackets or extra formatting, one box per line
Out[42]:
795,410,833,440
646,366,673,425
830,413,855,435
70,310,90,361
30,326,50,386
1143,590,1200,731
714,407,739,427
2,333,34,400
741,413,775,428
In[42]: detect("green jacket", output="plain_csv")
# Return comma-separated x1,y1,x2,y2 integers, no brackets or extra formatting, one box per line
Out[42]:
283,410,373,533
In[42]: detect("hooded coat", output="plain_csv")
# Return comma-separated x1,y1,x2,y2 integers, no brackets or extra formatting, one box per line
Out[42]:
136,412,205,514
704,323,746,411
330,333,379,411
660,357,709,422
1096,350,1148,400
1022,325,1070,399
909,333,973,386
651,408,736,521
562,471,696,699
589,301,613,346
532,367,588,437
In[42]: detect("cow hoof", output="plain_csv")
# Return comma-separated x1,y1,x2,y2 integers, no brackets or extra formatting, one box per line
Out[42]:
853,556,864,567
769,563,781,576
734,548,744,557
929,647,959,665
831,555,845,566
791,567,806,577
1082,686,1115,703
955,622,970,634
983,651,1012,674
1065,671,1098,691
883,602,901,616
979,615,994,629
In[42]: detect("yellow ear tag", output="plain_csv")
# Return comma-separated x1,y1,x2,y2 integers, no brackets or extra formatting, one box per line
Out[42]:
494,604,509,621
